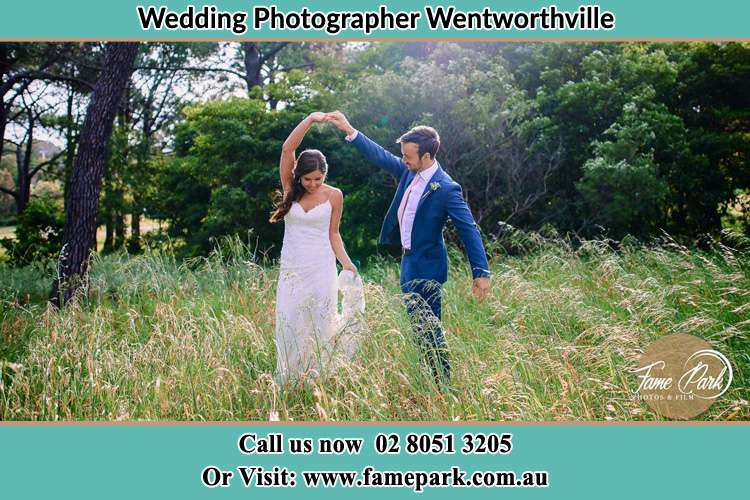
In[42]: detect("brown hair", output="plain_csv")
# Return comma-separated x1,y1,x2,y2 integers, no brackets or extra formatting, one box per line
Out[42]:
269,149,328,223
397,125,441,160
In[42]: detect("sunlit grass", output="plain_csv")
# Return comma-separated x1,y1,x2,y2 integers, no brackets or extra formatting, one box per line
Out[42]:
1,230,748,421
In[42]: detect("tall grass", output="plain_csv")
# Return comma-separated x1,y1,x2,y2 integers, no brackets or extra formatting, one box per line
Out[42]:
1,231,748,421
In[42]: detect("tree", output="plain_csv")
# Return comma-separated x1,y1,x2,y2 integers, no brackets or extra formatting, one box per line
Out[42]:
2,90,65,215
0,195,64,266
127,44,206,252
506,42,749,240
242,42,290,91
146,96,345,257
668,42,750,237
339,44,562,238
100,121,129,252
50,42,140,307
0,43,94,215
505,44,678,234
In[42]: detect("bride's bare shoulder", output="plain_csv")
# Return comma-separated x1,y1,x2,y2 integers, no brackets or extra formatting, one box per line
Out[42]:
323,184,343,199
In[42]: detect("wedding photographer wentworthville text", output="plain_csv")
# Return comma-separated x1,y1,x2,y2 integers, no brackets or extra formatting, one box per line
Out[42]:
136,4,616,36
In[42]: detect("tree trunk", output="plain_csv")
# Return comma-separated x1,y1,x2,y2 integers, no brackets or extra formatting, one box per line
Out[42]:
16,174,29,214
18,109,35,214
242,42,263,91
114,200,126,249
63,85,76,215
103,208,114,252
129,203,141,253
103,216,114,251
14,144,30,215
129,88,156,253
0,44,9,171
50,42,139,307
0,105,6,171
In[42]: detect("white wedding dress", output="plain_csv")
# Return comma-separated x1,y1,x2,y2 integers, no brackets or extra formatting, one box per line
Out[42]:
274,199,365,386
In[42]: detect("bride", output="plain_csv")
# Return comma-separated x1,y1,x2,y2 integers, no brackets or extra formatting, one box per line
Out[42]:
269,112,364,386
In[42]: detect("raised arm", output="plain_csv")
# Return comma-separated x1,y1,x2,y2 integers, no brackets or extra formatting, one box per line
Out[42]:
327,111,407,178
445,183,491,301
280,112,327,192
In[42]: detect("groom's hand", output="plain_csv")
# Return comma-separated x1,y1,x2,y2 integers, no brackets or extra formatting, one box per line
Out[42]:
472,277,490,302
327,111,356,136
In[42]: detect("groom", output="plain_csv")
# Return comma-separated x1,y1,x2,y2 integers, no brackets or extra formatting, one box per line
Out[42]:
327,111,491,386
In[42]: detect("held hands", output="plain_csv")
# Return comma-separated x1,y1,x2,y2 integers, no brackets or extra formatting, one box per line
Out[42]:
326,111,356,136
472,276,490,302
306,111,328,123
303,111,355,136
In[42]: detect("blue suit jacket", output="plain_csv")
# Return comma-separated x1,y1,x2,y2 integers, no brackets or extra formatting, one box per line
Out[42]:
349,131,491,285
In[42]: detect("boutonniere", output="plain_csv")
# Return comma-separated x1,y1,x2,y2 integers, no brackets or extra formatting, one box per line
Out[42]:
420,181,441,202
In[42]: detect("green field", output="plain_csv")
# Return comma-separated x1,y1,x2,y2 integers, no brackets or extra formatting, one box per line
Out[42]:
0,217,162,258
1,233,748,421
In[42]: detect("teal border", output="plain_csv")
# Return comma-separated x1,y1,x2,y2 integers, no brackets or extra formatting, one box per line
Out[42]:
2,1,749,40
1,424,747,498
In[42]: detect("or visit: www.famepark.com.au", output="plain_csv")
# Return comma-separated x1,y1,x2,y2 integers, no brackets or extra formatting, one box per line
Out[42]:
234,465,549,492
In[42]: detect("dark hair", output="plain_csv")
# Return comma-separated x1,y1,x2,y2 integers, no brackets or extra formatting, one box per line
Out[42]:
269,149,328,223
397,125,440,160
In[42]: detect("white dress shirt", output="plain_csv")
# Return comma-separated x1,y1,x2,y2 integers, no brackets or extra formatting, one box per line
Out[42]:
346,129,438,250
398,161,437,249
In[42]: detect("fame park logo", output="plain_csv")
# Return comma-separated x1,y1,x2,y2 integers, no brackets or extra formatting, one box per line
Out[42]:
632,333,733,419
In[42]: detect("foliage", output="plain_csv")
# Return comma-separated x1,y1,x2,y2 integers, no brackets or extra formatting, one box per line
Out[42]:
338,43,562,241
145,96,358,258
577,92,677,239
508,42,750,240
0,196,64,266
3,41,749,266
0,169,16,225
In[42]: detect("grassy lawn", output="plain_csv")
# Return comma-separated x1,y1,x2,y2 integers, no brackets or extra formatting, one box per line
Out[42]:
1,234,747,422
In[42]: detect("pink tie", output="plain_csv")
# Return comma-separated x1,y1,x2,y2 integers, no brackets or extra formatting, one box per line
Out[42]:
397,173,421,227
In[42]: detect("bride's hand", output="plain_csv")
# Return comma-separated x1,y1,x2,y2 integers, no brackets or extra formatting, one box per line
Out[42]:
307,112,327,123
343,263,358,275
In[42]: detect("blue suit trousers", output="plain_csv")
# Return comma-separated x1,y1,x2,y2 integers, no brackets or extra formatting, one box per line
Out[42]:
401,278,450,385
